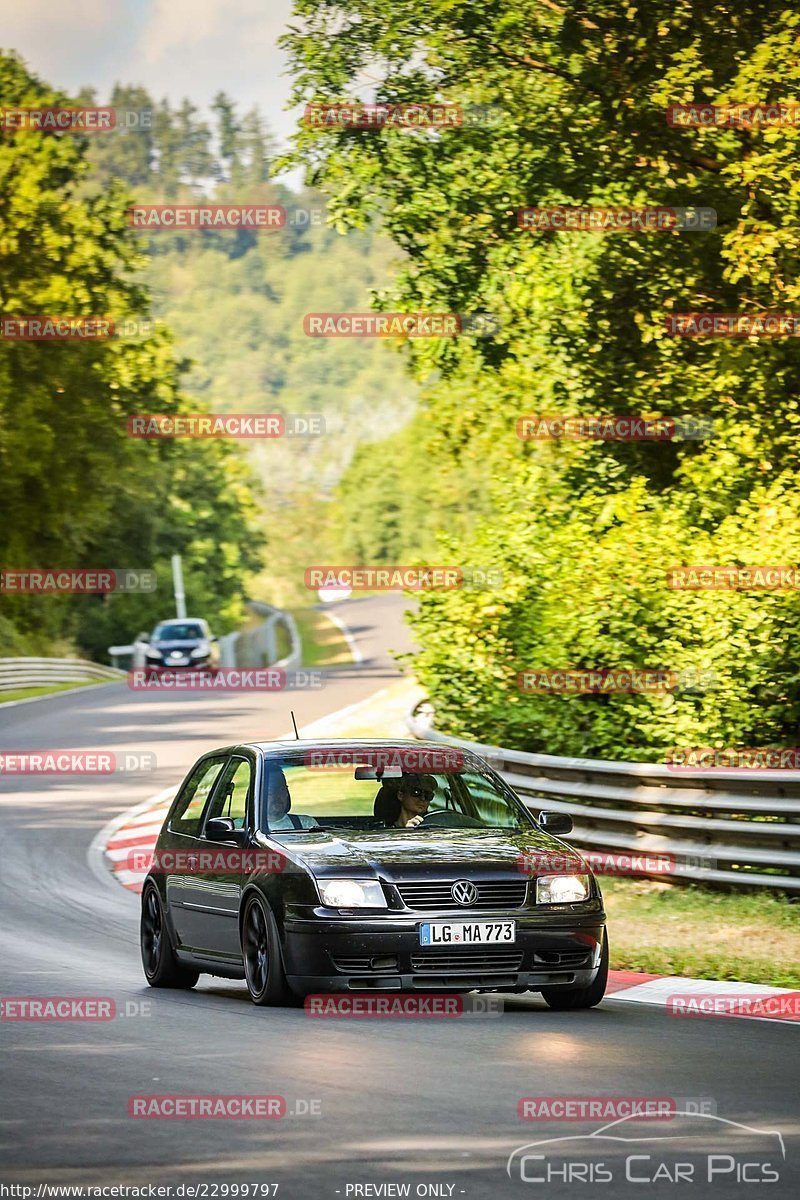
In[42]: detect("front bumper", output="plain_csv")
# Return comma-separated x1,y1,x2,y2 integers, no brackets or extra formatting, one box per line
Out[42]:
282,909,605,995
144,658,211,671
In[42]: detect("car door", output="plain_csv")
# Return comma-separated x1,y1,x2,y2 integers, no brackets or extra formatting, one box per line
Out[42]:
164,755,229,950
179,755,255,961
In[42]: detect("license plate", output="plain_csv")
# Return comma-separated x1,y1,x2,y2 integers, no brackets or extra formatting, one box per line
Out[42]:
419,921,516,946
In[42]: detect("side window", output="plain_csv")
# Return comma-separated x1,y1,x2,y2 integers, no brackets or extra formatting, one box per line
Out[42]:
204,758,252,831
169,758,227,836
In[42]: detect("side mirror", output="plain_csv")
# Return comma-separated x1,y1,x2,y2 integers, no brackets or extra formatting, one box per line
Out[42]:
538,811,573,836
210,635,219,643
205,817,246,842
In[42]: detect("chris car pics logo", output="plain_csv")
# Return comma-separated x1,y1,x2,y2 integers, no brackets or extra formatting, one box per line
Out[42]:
507,1112,785,1185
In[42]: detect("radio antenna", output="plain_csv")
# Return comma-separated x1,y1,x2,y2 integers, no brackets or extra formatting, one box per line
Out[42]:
290,710,300,740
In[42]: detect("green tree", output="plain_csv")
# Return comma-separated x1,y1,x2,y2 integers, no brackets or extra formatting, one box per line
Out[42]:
0,51,264,658
284,1,800,756
77,83,155,189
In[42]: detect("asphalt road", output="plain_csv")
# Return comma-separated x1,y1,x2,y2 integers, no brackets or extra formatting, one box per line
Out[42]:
1,594,797,1198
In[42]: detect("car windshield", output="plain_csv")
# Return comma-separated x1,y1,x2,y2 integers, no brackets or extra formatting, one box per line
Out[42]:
152,622,205,640
262,756,533,834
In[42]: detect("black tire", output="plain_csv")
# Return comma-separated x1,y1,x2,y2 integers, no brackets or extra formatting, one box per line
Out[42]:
541,929,609,1011
241,893,296,1006
140,883,199,989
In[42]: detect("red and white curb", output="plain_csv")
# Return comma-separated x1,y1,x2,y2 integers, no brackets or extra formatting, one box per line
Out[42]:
606,970,800,1024
92,787,175,894
94,794,800,1023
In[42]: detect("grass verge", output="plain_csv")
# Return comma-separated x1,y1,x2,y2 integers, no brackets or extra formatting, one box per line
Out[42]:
0,679,113,705
603,876,800,988
293,607,353,668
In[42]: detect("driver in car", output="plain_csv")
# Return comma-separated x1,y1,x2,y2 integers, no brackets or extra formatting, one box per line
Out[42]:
394,772,437,828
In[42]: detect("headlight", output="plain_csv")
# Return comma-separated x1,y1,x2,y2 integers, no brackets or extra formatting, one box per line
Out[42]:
190,643,210,658
318,879,387,908
536,874,590,904
145,650,162,661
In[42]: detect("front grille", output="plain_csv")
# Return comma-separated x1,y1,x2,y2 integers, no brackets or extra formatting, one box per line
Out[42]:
396,879,528,910
410,949,524,972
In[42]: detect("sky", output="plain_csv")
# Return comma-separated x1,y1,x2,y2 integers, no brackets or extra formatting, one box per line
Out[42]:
1,0,302,147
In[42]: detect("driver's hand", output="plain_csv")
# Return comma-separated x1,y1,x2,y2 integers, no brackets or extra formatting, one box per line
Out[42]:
407,814,424,828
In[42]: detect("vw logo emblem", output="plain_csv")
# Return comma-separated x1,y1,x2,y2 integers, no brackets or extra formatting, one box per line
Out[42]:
451,879,478,906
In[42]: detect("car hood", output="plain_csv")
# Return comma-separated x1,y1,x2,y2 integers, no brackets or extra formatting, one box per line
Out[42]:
151,638,204,651
272,826,585,878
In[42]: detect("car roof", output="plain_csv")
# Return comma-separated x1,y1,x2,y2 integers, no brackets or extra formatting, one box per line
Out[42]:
243,737,456,755
155,617,207,624
190,738,463,759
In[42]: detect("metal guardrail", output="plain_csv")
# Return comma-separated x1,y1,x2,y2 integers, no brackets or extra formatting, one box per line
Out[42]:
0,657,124,694
407,701,800,892
236,602,301,671
108,641,148,670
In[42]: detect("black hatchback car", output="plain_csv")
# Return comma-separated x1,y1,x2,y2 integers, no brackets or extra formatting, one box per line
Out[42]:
141,618,220,673
140,739,608,1009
